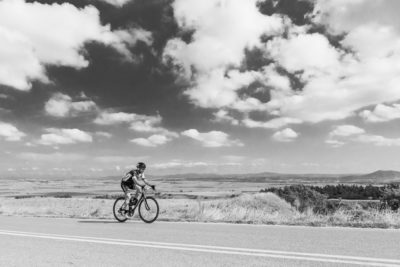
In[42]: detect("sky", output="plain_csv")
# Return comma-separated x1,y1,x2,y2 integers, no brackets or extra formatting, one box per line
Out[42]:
1,0,400,177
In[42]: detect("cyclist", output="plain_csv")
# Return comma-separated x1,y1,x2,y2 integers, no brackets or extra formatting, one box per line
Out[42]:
121,162,155,211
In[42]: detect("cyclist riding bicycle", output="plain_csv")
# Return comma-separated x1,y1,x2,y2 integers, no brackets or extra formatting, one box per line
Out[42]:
121,162,155,210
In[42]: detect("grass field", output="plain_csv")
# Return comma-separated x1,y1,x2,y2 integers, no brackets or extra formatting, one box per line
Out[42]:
1,193,399,228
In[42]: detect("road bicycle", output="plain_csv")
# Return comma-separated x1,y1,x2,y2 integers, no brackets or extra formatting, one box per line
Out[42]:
113,185,159,223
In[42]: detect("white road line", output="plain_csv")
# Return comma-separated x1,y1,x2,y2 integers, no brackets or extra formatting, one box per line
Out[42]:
0,230,399,267
2,229,399,264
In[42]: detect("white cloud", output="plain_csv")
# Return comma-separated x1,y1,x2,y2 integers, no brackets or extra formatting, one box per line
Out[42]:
94,111,137,125
38,128,93,146
212,110,239,125
360,103,400,123
326,124,400,147
0,122,26,141
242,117,302,129
163,0,400,129
95,131,112,138
259,64,291,92
164,0,284,110
258,0,400,125
268,33,341,73
100,0,132,7
52,167,72,172
183,69,261,109
329,125,365,137
325,139,345,148
263,22,400,124
355,134,400,147
94,156,145,163
313,0,400,34
129,115,162,132
181,129,243,147
272,128,299,142
18,152,86,161
0,0,151,90
152,160,209,169
89,167,103,172
94,111,178,137
130,134,173,147
152,159,243,169
45,93,97,117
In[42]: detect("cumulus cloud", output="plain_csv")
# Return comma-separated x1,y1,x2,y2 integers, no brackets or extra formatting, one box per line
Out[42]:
354,134,400,147
261,0,400,125
360,104,400,123
325,125,365,147
325,139,345,148
100,0,132,7
95,131,113,138
313,0,400,34
152,159,242,169
94,111,177,137
163,0,400,130
0,122,26,141
45,93,97,117
212,110,239,125
131,134,173,147
272,128,299,142
94,156,144,163
18,152,86,161
152,160,209,169
326,124,400,147
329,125,366,137
263,21,400,124
94,111,137,125
268,33,341,73
181,129,243,147
183,69,261,109
242,117,302,129
38,128,93,146
164,0,284,110
0,0,152,90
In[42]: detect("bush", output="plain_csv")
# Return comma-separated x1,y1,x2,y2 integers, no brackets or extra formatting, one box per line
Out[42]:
382,184,400,211
262,185,327,213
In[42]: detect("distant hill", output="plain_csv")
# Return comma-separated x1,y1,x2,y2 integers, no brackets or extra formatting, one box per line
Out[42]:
157,170,400,184
4,170,400,184
155,172,346,184
339,170,400,184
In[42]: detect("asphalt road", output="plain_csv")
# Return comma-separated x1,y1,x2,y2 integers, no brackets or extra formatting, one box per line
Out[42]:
0,215,399,267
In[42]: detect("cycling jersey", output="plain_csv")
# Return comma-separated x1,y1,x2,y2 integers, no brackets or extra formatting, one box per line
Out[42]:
122,169,145,189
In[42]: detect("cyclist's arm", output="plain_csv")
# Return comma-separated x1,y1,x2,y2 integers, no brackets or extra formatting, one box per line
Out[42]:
143,175,155,188
142,178,152,186
132,175,145,187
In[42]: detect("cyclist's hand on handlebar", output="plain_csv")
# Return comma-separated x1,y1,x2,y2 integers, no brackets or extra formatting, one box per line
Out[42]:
151,185,156,190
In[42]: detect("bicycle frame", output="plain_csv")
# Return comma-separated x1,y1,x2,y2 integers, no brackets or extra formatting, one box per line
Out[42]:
130,187,151,213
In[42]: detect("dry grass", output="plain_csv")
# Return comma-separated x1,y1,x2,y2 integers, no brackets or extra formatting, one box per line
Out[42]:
1,193,399,228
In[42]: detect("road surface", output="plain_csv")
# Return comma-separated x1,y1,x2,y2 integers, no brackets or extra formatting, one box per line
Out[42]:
0,215,399,266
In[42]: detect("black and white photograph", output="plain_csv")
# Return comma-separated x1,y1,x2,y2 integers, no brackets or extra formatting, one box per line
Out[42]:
0,0,400,266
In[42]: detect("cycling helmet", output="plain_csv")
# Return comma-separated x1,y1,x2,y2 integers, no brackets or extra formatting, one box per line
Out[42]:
137,162,146,170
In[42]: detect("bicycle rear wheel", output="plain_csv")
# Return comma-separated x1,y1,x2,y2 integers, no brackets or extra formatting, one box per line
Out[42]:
138,196,159,223
113,196,128,222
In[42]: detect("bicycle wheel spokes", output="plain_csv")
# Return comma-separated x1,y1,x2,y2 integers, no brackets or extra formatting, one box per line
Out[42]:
138,197,159,223
113,197,128,222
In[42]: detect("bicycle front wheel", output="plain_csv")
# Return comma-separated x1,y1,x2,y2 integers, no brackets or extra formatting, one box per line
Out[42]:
138,196,159,223
113,196,128,222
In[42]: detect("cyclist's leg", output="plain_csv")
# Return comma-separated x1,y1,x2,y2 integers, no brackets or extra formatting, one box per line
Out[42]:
133,184,142,200
121,184,131,205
